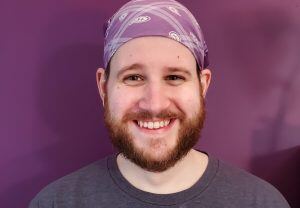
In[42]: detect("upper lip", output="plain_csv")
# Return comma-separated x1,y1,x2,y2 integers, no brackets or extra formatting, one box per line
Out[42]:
135,119,171,122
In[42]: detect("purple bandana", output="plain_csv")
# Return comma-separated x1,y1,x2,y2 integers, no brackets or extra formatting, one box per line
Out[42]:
103,0,209,70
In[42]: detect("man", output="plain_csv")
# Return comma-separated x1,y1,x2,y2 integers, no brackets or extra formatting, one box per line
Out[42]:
29,0,290,207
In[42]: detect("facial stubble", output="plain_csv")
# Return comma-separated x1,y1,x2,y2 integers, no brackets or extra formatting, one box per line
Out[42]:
104,95,206,172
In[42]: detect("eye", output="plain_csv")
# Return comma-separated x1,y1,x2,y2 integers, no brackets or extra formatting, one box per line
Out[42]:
125,75,142,81
166,75,185,80
123,74,144,85
165,75,186,86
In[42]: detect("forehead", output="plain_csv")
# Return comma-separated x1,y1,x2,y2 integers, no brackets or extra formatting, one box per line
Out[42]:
109,36,197,74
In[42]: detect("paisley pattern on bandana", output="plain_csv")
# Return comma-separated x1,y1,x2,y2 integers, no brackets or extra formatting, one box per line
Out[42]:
103,0,209,69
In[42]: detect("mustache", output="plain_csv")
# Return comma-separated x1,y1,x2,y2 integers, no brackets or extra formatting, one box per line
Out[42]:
122,109,185,121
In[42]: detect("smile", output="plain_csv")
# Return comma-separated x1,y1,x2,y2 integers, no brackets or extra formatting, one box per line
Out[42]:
135,119,172,130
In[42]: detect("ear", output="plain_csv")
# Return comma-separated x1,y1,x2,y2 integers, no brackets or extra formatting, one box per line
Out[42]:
199,69,212,98
96,68,107,106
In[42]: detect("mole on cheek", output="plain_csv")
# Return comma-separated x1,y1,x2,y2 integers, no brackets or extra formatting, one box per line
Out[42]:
177,55,180,59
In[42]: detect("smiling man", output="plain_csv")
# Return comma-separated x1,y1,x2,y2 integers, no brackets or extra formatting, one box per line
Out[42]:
29,0,290,207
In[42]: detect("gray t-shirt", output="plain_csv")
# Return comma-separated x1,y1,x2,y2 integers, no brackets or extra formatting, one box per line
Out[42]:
29,154,290,208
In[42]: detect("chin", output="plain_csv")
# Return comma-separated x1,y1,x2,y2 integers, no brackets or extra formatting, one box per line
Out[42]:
134,138,177,160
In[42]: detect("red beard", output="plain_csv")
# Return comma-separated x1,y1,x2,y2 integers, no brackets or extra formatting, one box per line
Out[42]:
104,96,206,172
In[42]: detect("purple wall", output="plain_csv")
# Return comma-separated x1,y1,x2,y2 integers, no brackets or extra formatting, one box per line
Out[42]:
1,0,299,207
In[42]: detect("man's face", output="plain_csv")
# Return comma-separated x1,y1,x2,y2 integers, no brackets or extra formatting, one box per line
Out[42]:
101,37,207,172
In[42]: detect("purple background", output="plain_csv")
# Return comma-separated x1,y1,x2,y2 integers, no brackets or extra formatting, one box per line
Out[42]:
1,0,299,207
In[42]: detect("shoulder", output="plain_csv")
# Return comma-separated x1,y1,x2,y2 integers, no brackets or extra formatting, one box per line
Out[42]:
208,159,290,207
29,156,111,207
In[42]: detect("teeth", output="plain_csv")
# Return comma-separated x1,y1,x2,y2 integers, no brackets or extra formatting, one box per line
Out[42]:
160,121,164,127
148,122,154,129
153,121,160,129
143,121,148,128
164,120,170,126
137,120,171,129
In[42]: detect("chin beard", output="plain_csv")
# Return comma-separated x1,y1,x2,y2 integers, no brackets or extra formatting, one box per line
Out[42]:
103,97,206,172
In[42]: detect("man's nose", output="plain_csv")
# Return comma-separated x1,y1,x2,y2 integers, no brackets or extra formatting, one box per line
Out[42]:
138,81,171,115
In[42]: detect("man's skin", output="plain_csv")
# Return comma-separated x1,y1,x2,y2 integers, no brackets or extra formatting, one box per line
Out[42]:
96,36,211,194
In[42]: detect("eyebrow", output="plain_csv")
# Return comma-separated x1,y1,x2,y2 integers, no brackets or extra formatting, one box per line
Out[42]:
116,63,144,78
116,63,192,78
166,67,192,77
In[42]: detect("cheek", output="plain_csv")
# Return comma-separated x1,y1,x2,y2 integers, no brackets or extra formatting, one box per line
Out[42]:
107,86,141,116
174,86,202,114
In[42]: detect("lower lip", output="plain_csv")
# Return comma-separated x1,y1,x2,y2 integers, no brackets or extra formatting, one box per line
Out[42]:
133,119,176,134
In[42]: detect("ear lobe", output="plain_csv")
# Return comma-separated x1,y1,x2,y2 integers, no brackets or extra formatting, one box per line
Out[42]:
96,68,107,105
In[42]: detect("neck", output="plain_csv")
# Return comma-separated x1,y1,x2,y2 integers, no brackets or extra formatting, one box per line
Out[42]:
116,149,208,194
